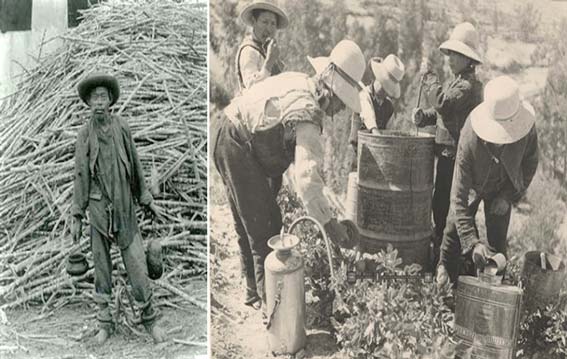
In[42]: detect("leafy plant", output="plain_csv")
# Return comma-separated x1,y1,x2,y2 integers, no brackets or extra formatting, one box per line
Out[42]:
330,246,454,358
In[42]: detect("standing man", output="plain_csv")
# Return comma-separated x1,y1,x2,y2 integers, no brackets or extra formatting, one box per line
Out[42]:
437,76,539,286
71,73,166,344
233,1,289,224
349,54,405,169
214,40,364,313
412,22,483,268
235,0,288,91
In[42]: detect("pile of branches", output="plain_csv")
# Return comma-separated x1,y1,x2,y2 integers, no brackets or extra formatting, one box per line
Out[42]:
0,0,207,311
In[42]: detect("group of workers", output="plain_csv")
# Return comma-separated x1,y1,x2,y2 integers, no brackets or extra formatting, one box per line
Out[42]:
213,0,539,318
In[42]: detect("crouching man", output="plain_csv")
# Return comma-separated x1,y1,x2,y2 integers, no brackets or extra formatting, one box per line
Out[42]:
437,76,539,287
71,73,166,344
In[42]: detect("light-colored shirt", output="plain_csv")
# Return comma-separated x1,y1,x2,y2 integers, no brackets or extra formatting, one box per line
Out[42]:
239,45,271,89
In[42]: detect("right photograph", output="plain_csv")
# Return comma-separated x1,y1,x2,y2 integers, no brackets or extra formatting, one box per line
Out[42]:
209,1,567,358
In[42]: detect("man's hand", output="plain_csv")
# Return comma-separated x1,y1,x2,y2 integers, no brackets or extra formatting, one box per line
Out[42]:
71,216,82,244
412,108,425,127
148,201,166,219
472,243,495,273
324,218,351,249
436,264,450,289
490,197,510,216
264,38,280,71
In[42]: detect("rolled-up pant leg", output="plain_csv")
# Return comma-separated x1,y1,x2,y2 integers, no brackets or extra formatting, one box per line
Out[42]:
214,119,282,304
91,227,114,331
121,231,156,327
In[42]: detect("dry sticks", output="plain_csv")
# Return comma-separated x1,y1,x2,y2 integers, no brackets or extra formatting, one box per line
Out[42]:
0,0,207,310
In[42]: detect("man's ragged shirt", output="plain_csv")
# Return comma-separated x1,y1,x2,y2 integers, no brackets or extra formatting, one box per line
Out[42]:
72,116,152,249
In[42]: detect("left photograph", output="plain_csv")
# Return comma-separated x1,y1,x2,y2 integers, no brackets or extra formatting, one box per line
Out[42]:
0,1,208,358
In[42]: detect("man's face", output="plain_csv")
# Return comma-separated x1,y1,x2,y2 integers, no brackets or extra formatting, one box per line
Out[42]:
447,50,471,74
89,86,111,119
372,81,387,101
252,11,277,43
324,93,346,117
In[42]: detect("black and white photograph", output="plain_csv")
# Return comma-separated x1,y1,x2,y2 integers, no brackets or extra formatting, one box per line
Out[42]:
0,1,208,358
210,1,567,358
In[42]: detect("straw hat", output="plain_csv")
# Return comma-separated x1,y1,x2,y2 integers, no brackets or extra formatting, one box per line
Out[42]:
78,72,120,106
470,76,535,144
240,1,289,29
307,40,366,113
370,54,405,99
439,22,482,64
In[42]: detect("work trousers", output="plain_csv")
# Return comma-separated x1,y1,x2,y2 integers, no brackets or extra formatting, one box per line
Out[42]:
91,227,157,330
439,196,511,285
213,118,283,305
431,155,456,268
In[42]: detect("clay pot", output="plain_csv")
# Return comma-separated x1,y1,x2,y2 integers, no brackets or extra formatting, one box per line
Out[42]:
146,240,163,280
66,253,88,276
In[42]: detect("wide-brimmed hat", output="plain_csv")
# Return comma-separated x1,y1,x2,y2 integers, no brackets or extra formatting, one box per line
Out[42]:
439,22,482,64
307,40,365,113
77,72,120,106
370,54,405,99
240,1,289,29
470,76,535,144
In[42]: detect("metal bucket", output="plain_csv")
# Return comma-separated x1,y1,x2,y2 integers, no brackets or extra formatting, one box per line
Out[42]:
356,130,435,267
454,276,523,359
521,251,566,313
265,233,306,355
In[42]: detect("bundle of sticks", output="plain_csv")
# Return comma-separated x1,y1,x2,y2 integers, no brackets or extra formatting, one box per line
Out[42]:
0,0,207,311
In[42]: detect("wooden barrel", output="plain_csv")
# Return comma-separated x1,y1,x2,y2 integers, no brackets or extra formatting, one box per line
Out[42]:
356,130,435,267
521,251,566,313
454,276,523,359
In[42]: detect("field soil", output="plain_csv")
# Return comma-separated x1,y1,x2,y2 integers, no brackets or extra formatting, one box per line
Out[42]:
0,280,207,359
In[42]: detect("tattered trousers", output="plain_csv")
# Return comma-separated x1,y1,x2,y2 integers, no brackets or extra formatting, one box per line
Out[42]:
91,227,157,330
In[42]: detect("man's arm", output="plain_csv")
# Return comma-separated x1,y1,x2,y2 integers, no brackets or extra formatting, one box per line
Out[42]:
451,121,485,253
294,121,332,225
123,119,153,206
239,47,271,89
71,126,90,219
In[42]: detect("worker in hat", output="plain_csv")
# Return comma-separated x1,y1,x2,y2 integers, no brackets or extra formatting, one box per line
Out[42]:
214,40,364,313
412,22,484,269
436,76,539,287
235,0,288,91
234,1,290,212
349,54,405,169
71,73,167,344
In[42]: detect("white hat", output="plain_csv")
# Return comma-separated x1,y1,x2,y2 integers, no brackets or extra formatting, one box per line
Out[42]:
240,1,289,30
307,40,366,113
439,22,482,64
370,54,405,99
470,76,535,144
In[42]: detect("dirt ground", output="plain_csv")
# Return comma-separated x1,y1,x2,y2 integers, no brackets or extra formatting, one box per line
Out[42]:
0,279,207,359
210,204,342,359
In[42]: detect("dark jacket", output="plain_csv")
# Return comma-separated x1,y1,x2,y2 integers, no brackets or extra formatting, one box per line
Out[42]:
450,118,539,253
72,115,152,249
417,67,483,154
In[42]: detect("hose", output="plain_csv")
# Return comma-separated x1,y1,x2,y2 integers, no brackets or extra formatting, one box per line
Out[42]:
288,216,335,281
